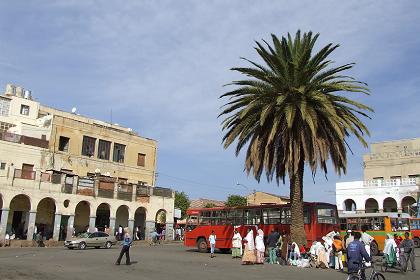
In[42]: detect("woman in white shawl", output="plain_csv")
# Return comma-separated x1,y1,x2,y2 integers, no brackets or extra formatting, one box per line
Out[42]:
232,229,242,258
242,228,256,265
255,229,265,264
384,234,398,261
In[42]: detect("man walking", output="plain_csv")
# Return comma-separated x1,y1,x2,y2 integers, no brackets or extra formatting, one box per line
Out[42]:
267,229,280,264
209,230,216,258
400,231,416,272
115,227,132,265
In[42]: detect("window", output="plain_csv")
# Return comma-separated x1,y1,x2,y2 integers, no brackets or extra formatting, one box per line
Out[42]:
227,209,243,225
20,104,30,115
317,207,337,224
58,136,70,152
98,232,108,237
137,153,146,167
199,211,211,225
0,162,6,170
262,208,281,224
98,140,111,160
281,208,291,224
244,209,261,225
211,210,226,225
81,136,96,157
304,207,311,224
0,121,14,131
113,143,125,163
0,97,10,116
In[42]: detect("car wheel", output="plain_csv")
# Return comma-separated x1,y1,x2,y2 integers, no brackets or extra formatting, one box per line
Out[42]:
105,241,112,249
79,242,86,250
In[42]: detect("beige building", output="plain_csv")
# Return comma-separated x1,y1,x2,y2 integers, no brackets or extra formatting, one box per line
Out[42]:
246,191,289,206
336,138,420,214
0,84,174,242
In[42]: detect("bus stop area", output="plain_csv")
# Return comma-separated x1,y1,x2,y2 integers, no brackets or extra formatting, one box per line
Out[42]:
0,243,418,280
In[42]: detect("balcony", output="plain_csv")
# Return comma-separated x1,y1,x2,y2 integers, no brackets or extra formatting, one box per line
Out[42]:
117,184,133,201
0,131,48,149
98,181,114,199
152,187,173,198
77,177,95,196
14,169,35,180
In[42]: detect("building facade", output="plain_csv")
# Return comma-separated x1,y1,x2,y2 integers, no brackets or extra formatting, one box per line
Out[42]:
0,84,174,242
336,138,420,214
246,191,289,206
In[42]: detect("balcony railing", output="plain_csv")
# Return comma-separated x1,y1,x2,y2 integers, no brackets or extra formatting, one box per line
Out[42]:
98,181,114,198
14,169,35,180
364,178,418,188
117,184,133,201
0,131,48,149
153,187,173,198
77,177,95,196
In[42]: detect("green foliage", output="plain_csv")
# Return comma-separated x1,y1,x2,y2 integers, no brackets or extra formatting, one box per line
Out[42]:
225,195,247,207
175,191,191,219
219,30,372,182
203,203,216,208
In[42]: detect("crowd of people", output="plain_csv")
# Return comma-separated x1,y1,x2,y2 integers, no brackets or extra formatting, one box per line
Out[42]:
207,225,416,274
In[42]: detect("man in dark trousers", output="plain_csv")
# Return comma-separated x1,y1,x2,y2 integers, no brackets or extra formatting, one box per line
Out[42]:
115,228,132,265
400,231,416,272
267,229,280,264
347,232,371,278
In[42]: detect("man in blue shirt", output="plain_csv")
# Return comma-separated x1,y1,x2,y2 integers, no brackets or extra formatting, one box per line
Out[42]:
347,232,371,278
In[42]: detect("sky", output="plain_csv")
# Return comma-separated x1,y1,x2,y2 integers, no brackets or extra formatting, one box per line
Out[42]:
1,1,420,203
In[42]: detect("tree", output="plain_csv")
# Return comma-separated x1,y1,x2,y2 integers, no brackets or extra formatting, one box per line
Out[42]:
219,31,372,245
203,203,216,208
175,191,191,219
225,195,247,207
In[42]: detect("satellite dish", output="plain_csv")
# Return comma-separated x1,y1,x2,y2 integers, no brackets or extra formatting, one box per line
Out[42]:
71,107,77,114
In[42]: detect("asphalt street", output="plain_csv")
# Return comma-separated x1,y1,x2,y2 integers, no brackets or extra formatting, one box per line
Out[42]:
0,244,418,280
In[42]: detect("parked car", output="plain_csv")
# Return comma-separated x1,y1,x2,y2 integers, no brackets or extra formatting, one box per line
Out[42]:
64,231,116,250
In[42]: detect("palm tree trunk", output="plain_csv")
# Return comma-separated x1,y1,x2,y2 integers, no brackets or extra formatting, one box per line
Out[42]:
289,159,306,246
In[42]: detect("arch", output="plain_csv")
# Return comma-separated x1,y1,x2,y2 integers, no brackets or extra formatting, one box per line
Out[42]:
343,199,357,212
95,203,111,231
401,196,417,214
134,207,147,240
36,197,56,240
365,198,379,213
383,197,398,212
74,201,90,235
115,205,129,228
9,194,31,239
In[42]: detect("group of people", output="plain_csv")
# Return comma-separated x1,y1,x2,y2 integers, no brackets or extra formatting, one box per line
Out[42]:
208,225,416,274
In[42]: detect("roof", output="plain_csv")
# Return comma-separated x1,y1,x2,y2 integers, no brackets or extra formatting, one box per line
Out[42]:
189,198,225,208
251,191,289,200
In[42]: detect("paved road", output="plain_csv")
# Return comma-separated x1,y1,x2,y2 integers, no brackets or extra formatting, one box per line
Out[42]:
0,244,418,280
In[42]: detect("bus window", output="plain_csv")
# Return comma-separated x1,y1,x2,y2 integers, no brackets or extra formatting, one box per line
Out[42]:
303,208,310,224
281,208,291,224
211,210,226,225
410,219,420,230
227,209,243,225
199,211,211,225
268,208,281,224
186,215,198,231
391,218,410,231
262,209,269,224
244,209,261,225
371,217,385,230
317,207,337,224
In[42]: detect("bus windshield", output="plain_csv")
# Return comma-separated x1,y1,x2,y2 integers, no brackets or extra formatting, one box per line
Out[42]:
186,215,198,231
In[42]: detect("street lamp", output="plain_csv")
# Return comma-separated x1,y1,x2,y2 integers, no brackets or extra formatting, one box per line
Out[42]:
236,182,256,205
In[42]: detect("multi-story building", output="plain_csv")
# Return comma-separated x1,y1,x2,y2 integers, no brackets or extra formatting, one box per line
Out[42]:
336,138,420,214
0,84,174,242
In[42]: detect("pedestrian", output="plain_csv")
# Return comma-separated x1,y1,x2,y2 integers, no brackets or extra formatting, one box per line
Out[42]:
115,227,132,265
361,225,374,266
161,228,166,241
280,231,291,265
118,225,123,241
347,232,371,278
134,227,139,240
333,235,344,271
209,230,216,258
104,225,110,235
400,231,416,272
255,229,265,264
242,228,256,265
267,229,280,264
231,229,242,258
36,231,44,247
4,232,10,247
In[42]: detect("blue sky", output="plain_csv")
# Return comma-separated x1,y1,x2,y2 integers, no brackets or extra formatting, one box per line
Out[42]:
1,1,420,202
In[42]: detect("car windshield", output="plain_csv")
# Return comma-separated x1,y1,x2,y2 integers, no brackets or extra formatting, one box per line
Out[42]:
77,233,90,238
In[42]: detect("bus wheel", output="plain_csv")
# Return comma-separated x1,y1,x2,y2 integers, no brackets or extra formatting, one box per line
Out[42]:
197,238,208,253
370,241,379,256
414,237,420,248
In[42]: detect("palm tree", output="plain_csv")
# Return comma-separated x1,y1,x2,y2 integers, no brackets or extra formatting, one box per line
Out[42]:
219,31,372,245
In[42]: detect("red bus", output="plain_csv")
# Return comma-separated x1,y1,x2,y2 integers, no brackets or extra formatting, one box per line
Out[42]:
184,202,339,252
409,218,420,247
